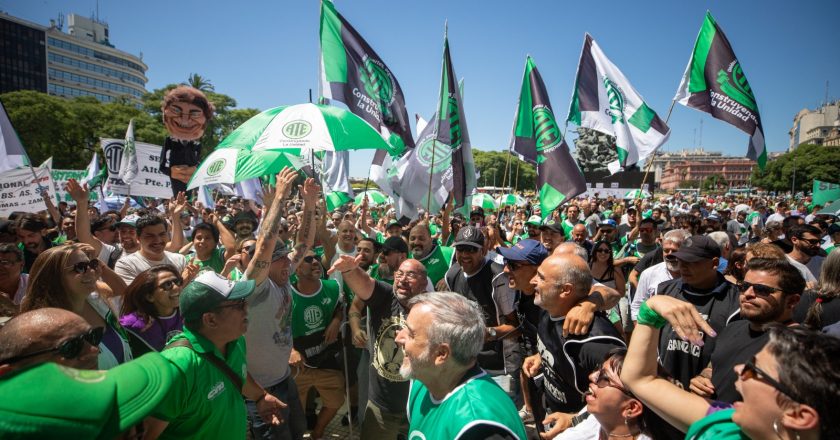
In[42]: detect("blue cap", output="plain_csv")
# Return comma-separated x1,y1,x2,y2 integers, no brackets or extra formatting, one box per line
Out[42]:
599,219,617,228
496,239,548,265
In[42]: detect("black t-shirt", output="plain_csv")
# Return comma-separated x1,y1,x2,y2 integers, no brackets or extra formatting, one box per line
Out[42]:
656,275,741,389
517,291,541,353
793,292,840,329
710,320,769,403
363,280,410,414
445,260,510,372
634,247,664,275
537,311,625,413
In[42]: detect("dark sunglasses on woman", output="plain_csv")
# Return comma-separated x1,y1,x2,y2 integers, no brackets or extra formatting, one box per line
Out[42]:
68,259,100,274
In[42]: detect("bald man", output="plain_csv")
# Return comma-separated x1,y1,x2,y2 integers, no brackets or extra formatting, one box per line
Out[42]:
0,308,101,375
522,254,625,438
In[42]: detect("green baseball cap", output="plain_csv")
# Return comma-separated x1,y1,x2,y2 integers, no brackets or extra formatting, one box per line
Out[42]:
115,214,140,228
0,352,173,439
525,215,542,227
180,271,256,321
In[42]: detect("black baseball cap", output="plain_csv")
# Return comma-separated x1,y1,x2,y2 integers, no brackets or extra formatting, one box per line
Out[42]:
470,208,485,218
454,225,485,249
540,218,564,233
667,235,721,263
382,236,408,254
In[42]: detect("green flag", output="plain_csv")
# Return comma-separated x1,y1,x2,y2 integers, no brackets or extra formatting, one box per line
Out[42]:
675,11,767,169
813,180,840,206
512,56,586,219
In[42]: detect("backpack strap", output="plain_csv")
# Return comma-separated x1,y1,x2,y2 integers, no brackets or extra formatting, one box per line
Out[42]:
165,339,244,391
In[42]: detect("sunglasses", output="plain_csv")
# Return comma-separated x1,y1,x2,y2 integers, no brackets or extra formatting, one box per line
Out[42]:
68,259,100,274
455,245,480,253
159,278,183,291
796,237,821,246
0,327,104,364
302,255,318,263
737,281,781,296
592,368,633,397
215,299,247,312
740,356,801,402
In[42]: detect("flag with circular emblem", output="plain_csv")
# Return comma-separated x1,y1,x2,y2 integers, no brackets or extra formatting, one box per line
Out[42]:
567,34,670,173
512,56,586,219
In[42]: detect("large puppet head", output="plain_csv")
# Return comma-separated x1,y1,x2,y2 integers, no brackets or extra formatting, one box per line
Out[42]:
161,86,215,141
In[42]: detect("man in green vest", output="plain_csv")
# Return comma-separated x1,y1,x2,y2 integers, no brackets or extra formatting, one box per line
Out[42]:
408,222,453,286
397,291,527,440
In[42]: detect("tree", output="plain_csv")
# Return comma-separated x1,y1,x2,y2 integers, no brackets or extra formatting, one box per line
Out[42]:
751,144,840,192
701,174,728,191
185,73,214,92
472,149,536,192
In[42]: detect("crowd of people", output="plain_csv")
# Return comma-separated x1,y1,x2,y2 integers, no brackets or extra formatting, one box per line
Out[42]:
1,169,840,440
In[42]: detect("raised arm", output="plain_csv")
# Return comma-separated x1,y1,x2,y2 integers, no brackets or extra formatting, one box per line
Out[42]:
66,179,104,256
245,168,298,285
327,254,375,301
41,189,61,226
165,192,187,252
289,178,319,272
440,197,453,245
620,295,715,432
210,213,237,260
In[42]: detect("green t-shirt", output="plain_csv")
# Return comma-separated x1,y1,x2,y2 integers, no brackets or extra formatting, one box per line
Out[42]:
192,247,226,274
407,368,527,440
411,245,454,285
154,328,248,440
826,244,836,255
562,219,578,240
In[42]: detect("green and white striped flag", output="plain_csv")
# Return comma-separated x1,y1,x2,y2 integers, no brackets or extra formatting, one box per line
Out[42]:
119,119,139,184
674,12,766,169
568,34,670,173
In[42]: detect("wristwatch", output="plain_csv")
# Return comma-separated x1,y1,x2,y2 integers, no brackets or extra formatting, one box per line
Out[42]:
487,327,497,340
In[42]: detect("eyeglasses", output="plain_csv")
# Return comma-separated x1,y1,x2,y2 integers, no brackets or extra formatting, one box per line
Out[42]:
740,356,801,402
455,245,480,253
0,327,103,364
67,259,100,274
394,270,423,280
158,278,183,291
0,259,21,267
592,368,633,397
215,299,247,312
165,106,204,120
736,281,782,296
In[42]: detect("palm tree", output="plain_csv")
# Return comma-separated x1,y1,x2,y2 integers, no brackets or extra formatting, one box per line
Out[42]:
185,73,214,92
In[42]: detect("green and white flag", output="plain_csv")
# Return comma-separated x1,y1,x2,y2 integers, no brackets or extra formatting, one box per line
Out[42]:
568,34,670,173
82,152,108,189
674,11,766,169
512,56,586,219
322,150,354,212
319,0,414,153
118,119,139,185
0,99,30,173
434,26,476,209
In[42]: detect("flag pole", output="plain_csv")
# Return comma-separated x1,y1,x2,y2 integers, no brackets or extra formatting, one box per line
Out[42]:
638,98,677,195
427,20,447,215
501,149,512,191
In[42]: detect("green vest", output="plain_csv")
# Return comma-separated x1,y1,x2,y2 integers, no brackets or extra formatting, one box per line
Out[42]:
411,245,454,285
290,280,341,338
407,370,527,440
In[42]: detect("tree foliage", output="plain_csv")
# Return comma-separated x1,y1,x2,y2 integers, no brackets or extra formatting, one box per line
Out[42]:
472,149,536,192
701,174,728,191
1,78,259,169
751,144,840,192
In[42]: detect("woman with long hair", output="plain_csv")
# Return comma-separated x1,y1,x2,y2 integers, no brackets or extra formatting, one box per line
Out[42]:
20,243,132,369
590,240,626,297
795,250,840,329
623,295,840,439
119,265,184,355
723,246,748,284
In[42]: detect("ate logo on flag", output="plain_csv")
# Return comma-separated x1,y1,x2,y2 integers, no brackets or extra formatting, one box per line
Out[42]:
716,60,758,114
359,57,396,120
416,137,451,173
533,106,561,165
604,76,627,124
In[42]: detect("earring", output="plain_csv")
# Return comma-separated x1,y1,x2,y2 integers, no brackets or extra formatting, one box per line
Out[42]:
773,419,800,440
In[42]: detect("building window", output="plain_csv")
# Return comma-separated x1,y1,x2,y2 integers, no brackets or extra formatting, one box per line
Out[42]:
47,52,145,85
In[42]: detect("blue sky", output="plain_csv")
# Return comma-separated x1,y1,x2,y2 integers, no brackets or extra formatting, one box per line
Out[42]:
4,0,839,178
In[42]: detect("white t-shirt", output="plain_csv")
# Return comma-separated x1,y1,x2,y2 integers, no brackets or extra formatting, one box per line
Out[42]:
12,273,28,304
785,255,818,285
114,251,187,285
631,262,676,320
243,277,294,387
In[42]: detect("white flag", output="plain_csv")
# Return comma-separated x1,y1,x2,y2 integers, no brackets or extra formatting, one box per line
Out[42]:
119,119,139,184
0,100,30,173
